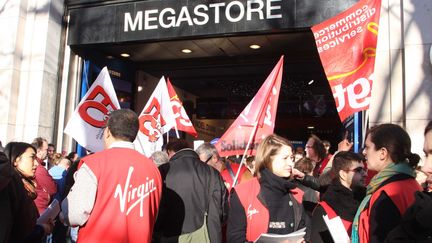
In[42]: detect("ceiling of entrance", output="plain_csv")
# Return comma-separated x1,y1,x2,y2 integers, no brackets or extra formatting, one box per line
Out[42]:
82,31,330,99
73,31,342,140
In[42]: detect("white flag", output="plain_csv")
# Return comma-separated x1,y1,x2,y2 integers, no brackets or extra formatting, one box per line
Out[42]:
135,76,176,157
64,67,120,152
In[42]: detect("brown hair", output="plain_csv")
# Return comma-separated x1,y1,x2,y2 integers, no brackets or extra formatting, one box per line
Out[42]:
309,134,327,161
255,134,293,177
294,157,314,174
366,123,419,168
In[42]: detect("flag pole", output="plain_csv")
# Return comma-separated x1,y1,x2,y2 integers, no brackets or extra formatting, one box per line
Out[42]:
174,124,180,138
231,121,259,187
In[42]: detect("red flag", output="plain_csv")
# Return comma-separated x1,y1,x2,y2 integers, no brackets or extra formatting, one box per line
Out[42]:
214,56,284,157
166,78,198,137
312,0,382,122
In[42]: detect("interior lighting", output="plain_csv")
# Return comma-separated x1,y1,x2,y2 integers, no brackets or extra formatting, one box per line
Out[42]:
308,80,314,85
307,126,315,129
120,53,130,57
182,49,192,54
249,44,261,49
106,55,114,59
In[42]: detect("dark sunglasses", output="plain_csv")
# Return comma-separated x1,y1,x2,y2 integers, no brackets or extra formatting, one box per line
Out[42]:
345,167,367,173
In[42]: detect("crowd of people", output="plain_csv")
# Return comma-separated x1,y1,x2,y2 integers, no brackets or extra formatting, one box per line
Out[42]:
1,108,431,243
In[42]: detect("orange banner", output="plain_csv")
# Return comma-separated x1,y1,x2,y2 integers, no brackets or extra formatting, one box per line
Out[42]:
312,0,382,122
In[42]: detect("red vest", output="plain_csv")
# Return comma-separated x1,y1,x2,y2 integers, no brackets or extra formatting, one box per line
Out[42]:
221,163,248,190
77,148,162,243
320,201,353,235
234,178,304,242
357,178,421,243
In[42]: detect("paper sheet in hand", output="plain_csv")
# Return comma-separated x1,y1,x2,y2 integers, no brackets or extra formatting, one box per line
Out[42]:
37,199,60,224
323,215,350,243
254,227,306,243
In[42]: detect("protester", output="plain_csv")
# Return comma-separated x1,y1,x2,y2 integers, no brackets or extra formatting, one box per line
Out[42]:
311,152,367,242
47,143,56,168
384,121,432,242
305,135,328,177
66,152,78,163
63,156,81,243
154,139,228,243
150,151,169,167
61,109,162,242
227,134,309,243
31,137,57,214
351,123,422,243
48,154,71,201
1,143,53,242
49,154,71,243
196,142,252,190
293,157,319,216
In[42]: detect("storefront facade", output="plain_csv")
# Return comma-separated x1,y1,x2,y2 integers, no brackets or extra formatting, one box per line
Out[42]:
1,0,431,157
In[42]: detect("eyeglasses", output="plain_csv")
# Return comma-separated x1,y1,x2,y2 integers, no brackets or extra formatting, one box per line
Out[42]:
345,167,367,173
204,155,213,164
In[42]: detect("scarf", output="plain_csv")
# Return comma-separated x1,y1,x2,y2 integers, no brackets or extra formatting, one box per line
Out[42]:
351,162,415,243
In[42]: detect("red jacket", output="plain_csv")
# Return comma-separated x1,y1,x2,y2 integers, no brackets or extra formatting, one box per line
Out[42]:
234,178,304,242
77,148,162,243
34,159,57,214
357,178,421,242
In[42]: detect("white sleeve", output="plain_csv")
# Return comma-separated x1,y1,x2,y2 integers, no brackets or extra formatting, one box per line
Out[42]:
61,164,97,227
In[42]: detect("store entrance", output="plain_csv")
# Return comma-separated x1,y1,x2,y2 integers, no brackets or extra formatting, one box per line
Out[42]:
72,30,343,150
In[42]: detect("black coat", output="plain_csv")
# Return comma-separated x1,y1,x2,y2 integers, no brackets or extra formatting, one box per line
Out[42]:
311,181,364,243
0,154,43,243
227,169,310,243
154,149,228,243
385,191,432,242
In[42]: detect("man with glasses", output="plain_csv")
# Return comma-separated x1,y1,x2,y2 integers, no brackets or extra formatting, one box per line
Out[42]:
311,151,367,243
196,143,253,190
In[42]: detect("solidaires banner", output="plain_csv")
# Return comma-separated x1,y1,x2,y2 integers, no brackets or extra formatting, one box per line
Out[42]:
312,0,381,122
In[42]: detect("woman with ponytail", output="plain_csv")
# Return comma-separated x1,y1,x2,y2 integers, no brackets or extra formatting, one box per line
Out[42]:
351,124,422,243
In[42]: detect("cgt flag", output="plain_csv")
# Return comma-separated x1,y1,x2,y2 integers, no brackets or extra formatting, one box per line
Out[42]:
64,67,120,152
166,78,198,137
312,0,382,122
214,56,284,157
135,76,176,157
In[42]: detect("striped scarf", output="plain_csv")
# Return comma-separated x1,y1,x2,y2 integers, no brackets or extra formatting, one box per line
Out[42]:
351,162,415,243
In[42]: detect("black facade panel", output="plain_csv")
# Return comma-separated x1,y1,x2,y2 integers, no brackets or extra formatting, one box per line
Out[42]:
68,0,360,45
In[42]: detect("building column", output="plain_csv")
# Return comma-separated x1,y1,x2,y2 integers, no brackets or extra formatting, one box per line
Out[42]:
0,0,65,144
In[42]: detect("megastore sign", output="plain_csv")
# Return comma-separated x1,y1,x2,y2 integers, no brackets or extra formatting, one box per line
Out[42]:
68,0,358,45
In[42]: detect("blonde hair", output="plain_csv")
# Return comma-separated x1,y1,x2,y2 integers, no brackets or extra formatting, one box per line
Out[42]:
254,134,293,177
52,153,63,165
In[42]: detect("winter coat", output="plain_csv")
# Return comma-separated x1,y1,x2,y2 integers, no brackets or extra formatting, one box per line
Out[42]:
0,154,42,242
154,149,228,243
385,191,432,242
227,169,310,243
